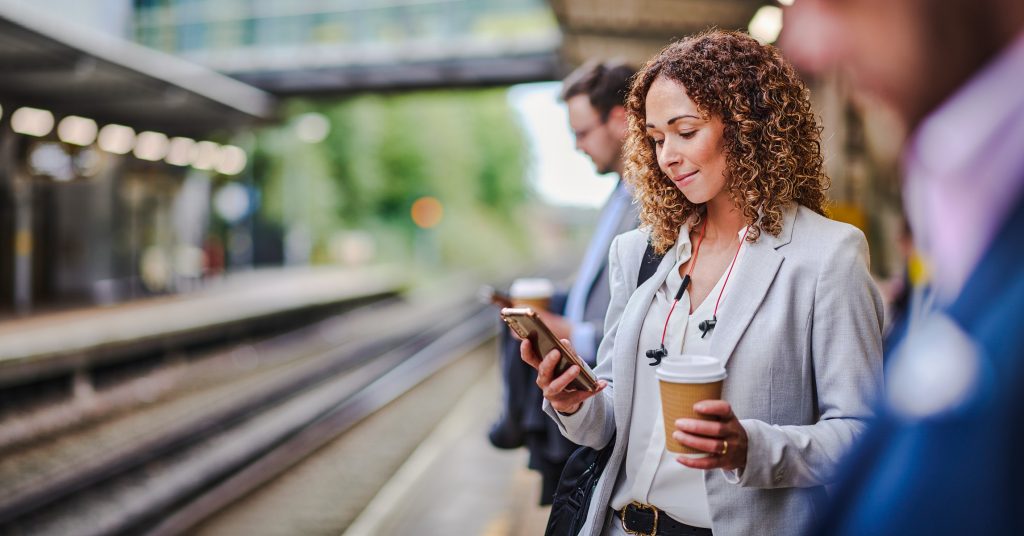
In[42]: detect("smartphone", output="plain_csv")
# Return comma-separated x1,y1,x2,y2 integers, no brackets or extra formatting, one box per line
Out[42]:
500,307,599,392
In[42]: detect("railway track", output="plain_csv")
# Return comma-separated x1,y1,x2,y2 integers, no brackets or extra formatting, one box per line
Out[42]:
0,293,498,536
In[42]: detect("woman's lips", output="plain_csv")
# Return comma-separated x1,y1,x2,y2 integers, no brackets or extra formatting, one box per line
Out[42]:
672,170,698,186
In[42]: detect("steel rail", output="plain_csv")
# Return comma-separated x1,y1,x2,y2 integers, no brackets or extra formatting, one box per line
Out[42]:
0,299,494,535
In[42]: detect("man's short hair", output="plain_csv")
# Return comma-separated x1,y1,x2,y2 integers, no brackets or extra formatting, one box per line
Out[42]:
560,60,636,121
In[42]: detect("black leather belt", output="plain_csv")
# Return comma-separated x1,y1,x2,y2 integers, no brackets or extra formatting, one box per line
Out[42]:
618,502,713,536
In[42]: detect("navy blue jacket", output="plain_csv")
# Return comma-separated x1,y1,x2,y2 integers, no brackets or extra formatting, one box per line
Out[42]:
815,196,1024,535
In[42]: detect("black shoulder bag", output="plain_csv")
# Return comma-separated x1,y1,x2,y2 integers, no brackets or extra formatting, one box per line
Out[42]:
544,242,664,536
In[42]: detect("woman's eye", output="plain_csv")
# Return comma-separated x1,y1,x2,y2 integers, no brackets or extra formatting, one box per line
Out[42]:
679,131,696,139
650,138,664,147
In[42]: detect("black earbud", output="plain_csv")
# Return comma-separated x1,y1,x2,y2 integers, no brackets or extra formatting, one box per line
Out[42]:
646,345,667,366
698,316,717,338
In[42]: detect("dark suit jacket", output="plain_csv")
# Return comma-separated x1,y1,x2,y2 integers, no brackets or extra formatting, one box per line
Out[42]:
815,194,1024,535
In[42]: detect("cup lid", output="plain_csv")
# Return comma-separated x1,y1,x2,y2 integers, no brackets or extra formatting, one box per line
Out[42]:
655,354,727,383
509,278,554,299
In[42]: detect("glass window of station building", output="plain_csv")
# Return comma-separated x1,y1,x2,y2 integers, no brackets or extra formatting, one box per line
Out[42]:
134,0,558,61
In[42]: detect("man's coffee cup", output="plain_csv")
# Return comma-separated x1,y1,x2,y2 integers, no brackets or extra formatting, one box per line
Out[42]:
509,278,554,312
656,354,727,457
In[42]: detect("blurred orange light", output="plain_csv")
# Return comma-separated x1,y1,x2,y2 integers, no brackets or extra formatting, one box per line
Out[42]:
410,196,444,229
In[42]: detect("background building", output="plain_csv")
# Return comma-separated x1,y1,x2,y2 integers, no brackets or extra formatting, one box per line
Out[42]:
0,1,276,314
133,0,562,93
6,0,134,37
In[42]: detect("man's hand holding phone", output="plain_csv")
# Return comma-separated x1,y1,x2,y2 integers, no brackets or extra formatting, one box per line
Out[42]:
519,338,606,415
478,285,514,308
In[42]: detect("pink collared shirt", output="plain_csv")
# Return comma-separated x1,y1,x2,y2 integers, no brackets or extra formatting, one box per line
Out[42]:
902,30,1024,303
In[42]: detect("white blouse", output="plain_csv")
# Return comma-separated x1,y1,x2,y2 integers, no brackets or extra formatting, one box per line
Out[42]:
607,224,748,529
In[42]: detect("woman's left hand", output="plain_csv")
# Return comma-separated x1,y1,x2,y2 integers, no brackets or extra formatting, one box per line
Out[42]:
672,400,748,471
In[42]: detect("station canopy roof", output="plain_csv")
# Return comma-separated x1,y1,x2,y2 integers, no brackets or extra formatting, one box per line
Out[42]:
0,5,276,139
550,0,769,67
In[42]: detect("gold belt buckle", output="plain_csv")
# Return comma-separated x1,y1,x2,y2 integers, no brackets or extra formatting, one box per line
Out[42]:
620,501,658,536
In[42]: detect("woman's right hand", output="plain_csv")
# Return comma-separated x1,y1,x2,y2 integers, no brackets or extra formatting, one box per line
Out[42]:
520,339,607,415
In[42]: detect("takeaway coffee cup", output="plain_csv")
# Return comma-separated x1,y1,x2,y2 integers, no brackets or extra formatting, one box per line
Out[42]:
509,278,555,312
656,354,727,457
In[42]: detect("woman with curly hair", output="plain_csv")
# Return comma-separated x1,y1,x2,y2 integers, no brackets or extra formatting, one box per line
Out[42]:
522,30,884,535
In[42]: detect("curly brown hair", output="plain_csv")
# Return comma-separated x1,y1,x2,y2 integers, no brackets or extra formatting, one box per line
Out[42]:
624,29,829,254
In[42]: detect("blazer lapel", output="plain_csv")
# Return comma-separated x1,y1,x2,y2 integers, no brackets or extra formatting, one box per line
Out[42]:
709,205,796,366
709,243,783,366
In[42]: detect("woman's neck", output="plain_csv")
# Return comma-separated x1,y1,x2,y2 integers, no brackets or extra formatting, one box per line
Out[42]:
701,194,745,244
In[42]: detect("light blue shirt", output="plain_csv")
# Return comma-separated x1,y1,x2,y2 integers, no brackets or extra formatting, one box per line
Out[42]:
564,181,632,364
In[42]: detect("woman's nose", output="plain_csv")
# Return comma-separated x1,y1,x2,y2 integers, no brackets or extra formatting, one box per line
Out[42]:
658,138,683,171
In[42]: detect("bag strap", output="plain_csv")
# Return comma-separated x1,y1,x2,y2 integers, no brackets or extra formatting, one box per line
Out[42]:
637,241,664,288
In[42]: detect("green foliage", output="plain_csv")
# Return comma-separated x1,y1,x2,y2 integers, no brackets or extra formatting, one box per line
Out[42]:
254,88,532,273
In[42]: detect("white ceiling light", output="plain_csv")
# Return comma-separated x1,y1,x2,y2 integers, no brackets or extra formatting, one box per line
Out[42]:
190,141,220,170
778,0,795,6
11,107,55,137
133,131,170,161
97,124,136,154
28,142,74,181
749,5,784,44
214,182,250,223
215,145,248,175
165,137,196,166
57,115,98,146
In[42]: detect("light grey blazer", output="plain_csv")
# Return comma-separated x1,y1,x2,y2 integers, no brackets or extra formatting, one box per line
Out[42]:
545,204,884,536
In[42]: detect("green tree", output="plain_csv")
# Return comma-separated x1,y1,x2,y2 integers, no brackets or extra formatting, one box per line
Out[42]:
255,87,533,273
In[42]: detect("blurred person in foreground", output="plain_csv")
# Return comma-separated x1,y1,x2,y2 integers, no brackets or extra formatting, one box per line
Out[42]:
780,0,1024,534
522,30,883,535
488,60,639,504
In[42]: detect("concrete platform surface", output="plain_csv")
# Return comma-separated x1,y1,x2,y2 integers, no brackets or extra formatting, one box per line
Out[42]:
0,265,404,377
343,363,551,536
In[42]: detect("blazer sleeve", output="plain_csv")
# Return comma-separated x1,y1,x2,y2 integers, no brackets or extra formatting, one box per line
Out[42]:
543,234,632,450
736,227,884,489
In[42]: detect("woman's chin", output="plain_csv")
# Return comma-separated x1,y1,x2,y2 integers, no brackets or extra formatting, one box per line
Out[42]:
677,187,712,205
677,183,730,207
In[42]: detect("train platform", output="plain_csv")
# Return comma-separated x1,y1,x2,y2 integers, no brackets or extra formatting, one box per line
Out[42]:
342,360,551,536
0,263,561,534
0,265,405,388
171,337,551,536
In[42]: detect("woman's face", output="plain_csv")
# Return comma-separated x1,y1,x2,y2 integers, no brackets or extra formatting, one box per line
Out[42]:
644,75,729,205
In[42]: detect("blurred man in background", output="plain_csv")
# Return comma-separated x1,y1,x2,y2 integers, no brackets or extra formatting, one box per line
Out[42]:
489,60,637,504
535,60,638,357
781,0,1024,533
